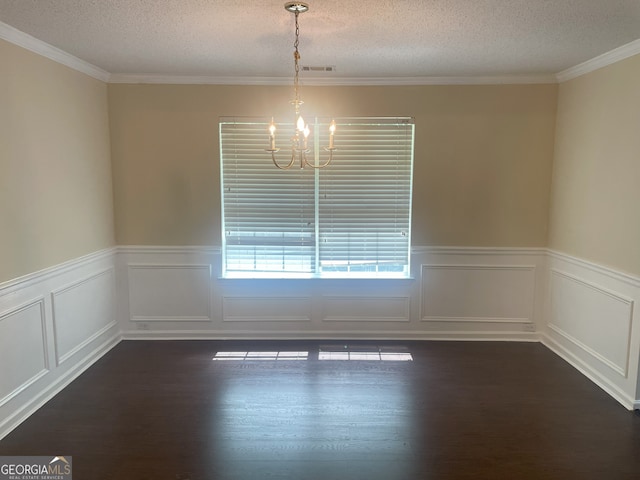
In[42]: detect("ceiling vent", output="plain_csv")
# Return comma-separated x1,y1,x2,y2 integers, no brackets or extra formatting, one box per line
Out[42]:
302,66,336,72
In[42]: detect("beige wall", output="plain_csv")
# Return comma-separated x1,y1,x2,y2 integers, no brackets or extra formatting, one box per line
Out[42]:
0,40,115,282
549,54,640,276
108,83,557,247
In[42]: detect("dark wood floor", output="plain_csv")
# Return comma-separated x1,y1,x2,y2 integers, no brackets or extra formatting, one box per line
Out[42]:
1,340,640,479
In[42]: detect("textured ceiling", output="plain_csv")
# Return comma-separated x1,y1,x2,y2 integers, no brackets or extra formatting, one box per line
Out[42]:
0,0,639,81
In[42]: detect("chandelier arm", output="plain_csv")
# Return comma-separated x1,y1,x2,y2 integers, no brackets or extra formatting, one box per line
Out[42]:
302,148,335,169
271,151,296,170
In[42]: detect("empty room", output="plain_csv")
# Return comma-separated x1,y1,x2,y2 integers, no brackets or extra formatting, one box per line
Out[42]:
1,1,640,478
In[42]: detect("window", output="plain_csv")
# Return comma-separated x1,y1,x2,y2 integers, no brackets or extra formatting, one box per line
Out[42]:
220,117,414,278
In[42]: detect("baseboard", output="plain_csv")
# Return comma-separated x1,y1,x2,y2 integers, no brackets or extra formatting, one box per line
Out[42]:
541,334,635,410
122,329,541,342
0,333,121,440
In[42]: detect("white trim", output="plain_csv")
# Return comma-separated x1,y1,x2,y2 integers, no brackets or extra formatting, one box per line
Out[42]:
56,321,118,366
127,263,213,322
222,296,313,323
422,316,531,324
131,316,212,323
541,334,635,410
550,268,634,306
221,316,310,323
412,246,546,256
556,39,640,82
121,329,541,342
49,267,117,365
547,268,634,378
51,267,115,298
547,323,628,378
321,295,411,323
0,21,110,82
0,334,121,440
548,250,640,288
421,264,536,271
107,73,558,86
117,245,548,256
320,316,410,322
2,243,638,441
116,247,637,284
420,264,537,324
118,245,220,255
0,247,116,295
0,298,49,408
127,263,213,271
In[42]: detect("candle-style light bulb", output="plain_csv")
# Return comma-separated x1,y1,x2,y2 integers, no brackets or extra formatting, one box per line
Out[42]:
268,118,276,150
328,119,336,149
303,124,310,149
296,115,305,132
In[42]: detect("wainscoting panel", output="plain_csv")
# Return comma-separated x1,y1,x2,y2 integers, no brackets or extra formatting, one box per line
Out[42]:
549,269,633,377
544,251,640,409
52,269,116,365
128,264,212,322
420,264,536,324
223,296,312,322
322,296,410,322
0,298,48,408
0,249,120,440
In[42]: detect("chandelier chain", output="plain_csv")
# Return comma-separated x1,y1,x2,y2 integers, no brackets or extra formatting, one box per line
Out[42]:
268,2,335,169
293,10,301,115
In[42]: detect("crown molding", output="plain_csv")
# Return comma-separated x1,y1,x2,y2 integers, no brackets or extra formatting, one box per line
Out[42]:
0,21,110,82
556,39,640,82
108,74,289,85
108,73,557,86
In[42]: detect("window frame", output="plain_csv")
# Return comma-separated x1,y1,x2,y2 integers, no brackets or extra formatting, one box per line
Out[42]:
220,116,415,279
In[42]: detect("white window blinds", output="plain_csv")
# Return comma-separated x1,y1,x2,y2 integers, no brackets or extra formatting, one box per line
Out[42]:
220,117,414,278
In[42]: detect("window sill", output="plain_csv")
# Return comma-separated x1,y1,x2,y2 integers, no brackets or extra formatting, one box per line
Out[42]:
219,273,414,281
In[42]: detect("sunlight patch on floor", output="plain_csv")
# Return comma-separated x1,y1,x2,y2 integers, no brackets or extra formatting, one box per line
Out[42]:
213,351,309,361
318,351,413,361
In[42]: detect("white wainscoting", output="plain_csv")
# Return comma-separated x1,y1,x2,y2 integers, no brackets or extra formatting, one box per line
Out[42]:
223,296,312,322
128,264,212,322
0,298,48,409
322,295,411,323
543,251,640,409
52,268,116,366
119,246,546,341
4,245,638,441
0,248,119,440
420,264,536,324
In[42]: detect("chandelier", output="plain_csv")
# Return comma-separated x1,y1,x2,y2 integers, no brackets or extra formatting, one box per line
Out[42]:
266,2,336,169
